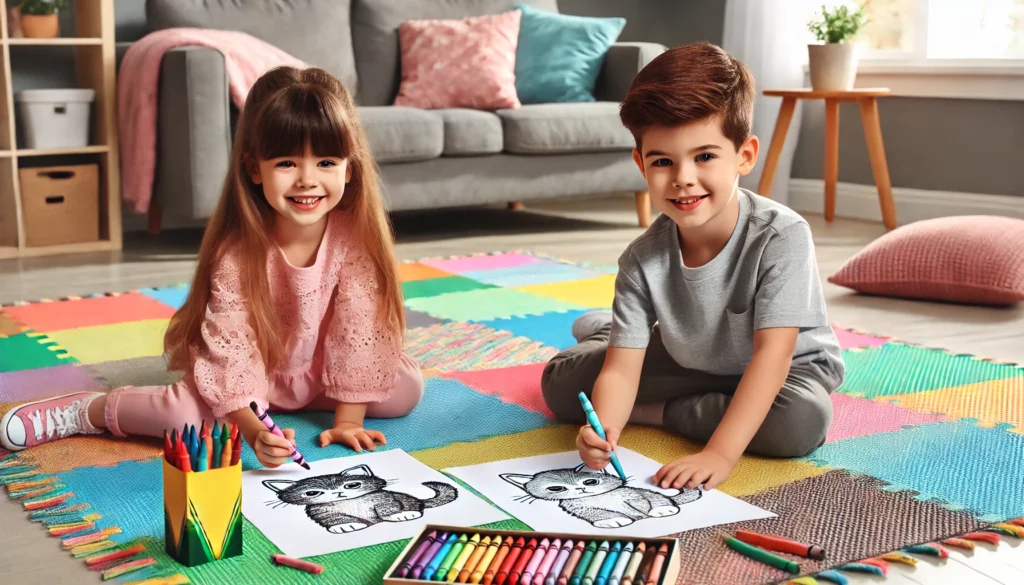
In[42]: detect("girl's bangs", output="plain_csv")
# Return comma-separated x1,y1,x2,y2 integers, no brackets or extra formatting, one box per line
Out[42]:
253,88,351,160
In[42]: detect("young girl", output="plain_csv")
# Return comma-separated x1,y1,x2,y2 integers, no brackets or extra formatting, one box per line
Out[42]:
0,67,424,468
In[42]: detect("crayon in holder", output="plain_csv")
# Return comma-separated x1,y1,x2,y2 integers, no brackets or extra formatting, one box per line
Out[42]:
162,458,244,567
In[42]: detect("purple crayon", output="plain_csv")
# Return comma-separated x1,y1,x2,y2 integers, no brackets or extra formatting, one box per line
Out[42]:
249,401,310,469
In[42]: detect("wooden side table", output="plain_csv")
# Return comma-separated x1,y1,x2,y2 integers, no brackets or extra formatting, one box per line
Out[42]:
757,88,898,230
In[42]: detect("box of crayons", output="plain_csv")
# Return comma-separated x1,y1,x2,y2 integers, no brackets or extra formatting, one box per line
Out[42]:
383,524,680,585
161,422,244,568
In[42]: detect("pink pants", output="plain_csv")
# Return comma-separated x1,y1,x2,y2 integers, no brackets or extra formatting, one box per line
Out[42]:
104,353,424,438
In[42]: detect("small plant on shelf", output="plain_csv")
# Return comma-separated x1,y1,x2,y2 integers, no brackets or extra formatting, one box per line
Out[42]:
806,3,869,91
14,0,69,39
807,3,868,44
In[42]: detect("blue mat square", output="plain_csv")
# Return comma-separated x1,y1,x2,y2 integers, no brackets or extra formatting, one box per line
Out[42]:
803,420,1024,521
59,458,164,542
140,285,190,310
462,261,611,287
478,309,591,350
240,377,552,469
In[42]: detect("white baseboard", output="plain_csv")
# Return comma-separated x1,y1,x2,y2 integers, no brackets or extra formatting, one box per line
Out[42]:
787,178,1024,224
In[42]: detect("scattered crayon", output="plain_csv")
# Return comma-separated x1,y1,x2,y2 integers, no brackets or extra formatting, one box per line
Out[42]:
783,578,817,585
272,553,324,575
723,534,799,574
734,530,825,560
123,574,190,585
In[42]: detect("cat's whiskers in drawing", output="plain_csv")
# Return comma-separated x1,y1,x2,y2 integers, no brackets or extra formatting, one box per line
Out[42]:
263,499,290,510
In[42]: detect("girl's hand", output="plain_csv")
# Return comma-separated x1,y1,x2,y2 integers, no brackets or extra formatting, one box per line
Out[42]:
576,424,620,470
319,421,386,452
653,449,734,491
254,428,296,469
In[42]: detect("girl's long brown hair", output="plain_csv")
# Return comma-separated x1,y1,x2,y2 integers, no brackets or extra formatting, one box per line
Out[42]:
164,66,405,373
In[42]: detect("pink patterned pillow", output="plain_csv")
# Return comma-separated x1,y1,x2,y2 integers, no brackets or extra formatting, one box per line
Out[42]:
394,10,522,110
828,216,1024,306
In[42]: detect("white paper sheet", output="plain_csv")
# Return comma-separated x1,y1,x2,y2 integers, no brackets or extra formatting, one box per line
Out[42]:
445,448,775,538
241,450,508,557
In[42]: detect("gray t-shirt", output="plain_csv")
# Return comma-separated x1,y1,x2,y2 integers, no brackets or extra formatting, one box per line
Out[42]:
609,189,844,380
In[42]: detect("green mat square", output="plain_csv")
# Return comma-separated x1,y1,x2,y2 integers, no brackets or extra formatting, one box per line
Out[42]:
404,288,587,322
837,342,1021,399
402,275,495,300
0,332,76,373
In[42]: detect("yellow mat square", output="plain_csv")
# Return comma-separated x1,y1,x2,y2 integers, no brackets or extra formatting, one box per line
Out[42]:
516,274,616,309
45,319,170,365
878,376,1024,434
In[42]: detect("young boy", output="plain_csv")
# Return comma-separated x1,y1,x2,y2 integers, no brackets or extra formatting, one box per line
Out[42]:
541,42,845,492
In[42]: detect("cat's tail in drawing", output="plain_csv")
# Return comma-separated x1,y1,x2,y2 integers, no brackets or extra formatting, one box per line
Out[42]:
420,482,459,508
668,486,702,506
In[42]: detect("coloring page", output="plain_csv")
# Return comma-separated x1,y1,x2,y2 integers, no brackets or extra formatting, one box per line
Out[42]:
242,450,507,557
445,448,775,538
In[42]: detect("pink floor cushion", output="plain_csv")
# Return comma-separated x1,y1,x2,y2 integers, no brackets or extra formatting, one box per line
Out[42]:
828,216,1024,306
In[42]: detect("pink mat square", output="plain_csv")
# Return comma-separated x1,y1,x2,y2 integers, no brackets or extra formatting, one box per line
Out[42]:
420,253,542,274
833,326,890,350
442,362,554,417
826,393,943,443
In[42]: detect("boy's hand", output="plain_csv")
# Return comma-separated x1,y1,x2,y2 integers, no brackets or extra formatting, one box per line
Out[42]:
319,421,387,452
654,449,734,491
253,428,296,469
576,424,621,470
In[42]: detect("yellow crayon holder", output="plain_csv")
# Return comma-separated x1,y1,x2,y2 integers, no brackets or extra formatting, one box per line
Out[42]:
383,524,681,584
162,458,244,567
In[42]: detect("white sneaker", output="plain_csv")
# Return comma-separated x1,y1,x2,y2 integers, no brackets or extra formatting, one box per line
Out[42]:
571,311,613,343
0,391,104,451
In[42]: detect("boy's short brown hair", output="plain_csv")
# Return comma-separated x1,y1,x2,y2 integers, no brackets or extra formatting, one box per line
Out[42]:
619,42,755,151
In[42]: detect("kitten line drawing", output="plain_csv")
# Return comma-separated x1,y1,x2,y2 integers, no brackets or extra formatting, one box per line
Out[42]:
500,463,701,529
263,464,458,534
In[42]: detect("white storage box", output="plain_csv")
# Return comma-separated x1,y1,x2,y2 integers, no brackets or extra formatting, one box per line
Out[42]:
14,88,95,149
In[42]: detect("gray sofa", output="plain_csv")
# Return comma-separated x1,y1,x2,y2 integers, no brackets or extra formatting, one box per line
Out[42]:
136,0,666,231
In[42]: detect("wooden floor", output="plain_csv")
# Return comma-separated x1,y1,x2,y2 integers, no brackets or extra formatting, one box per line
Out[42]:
1,195,1022,584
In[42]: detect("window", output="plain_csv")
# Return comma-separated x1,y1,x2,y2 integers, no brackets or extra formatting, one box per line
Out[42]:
852,0,1024,62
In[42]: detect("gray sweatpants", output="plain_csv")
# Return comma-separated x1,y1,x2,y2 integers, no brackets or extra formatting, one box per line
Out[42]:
541,325,843,458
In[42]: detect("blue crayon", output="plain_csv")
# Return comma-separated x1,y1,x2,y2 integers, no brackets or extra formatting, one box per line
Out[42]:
211,423,223,469
578,393,627,481
422,532,458,581
594,541,622,585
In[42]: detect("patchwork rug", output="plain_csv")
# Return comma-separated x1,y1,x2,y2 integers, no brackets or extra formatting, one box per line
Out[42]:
1,251,1022,585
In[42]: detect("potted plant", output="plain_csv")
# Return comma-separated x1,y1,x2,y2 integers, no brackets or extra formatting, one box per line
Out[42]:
807,3,868,91
15,0,68,39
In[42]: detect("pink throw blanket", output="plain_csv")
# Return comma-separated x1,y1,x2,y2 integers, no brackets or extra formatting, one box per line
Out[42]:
118,28,308,214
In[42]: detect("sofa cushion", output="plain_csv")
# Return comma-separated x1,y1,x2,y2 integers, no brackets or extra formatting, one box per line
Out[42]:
497,102,634,154
394,10,522,110
514,3,626,104
357,107,444,163
145,0,358,94
352,0,558,106
437,110,504,156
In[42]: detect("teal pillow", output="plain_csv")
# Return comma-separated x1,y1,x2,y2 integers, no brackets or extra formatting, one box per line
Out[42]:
514,4,626,104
